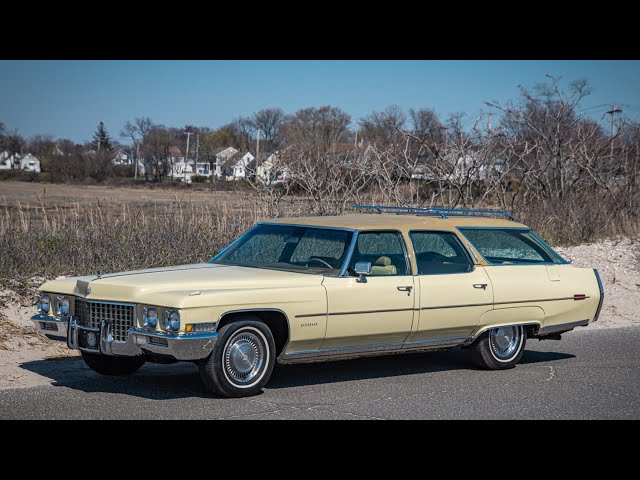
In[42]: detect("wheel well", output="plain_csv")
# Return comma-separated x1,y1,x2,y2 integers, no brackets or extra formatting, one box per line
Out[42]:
217,310,290,356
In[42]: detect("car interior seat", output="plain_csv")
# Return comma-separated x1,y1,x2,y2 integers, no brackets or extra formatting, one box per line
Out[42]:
370,256,397,275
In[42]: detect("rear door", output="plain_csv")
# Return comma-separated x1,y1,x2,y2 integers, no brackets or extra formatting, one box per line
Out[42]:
407,230,493,342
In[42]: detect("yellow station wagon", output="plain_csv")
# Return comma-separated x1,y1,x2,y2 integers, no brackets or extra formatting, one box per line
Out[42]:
32,205,604,398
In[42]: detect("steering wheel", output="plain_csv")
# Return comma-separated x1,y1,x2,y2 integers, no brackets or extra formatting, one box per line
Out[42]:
306,257,334,269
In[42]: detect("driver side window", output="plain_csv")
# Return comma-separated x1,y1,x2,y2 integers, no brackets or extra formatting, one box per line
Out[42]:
349,231,409,276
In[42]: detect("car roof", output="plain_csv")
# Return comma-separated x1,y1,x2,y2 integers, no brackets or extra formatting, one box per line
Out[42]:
263,213,527,231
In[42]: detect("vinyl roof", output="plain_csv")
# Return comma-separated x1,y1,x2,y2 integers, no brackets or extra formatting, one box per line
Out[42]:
264,213,527,231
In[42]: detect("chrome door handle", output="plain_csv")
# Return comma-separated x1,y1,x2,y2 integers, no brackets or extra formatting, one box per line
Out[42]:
397,286,413,296
473,283,488,290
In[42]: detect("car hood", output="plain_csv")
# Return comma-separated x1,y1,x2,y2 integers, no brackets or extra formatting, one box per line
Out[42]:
40,263,324,307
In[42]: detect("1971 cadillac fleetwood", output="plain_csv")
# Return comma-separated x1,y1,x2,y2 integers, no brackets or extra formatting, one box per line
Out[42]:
32,205,604,397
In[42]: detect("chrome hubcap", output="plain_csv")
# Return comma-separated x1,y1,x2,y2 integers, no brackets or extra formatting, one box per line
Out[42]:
224,331,265,385
490,326,521,359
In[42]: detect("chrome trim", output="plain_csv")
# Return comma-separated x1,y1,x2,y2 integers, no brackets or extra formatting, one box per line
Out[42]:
339,231,359,276
74,299,136,307
408,229,475,275
456,226,569,266
537,319,589,336
593,269,605,322
280,335,471,363
30,314,68,340
214,308,292,360
211,223,357,277
351,204,520,222
342,229,413,277
296,307,416,318
129,328,219,361
468,321,541,343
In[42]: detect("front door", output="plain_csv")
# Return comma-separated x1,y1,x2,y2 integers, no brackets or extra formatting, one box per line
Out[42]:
406,230,493,342
321,231,415,349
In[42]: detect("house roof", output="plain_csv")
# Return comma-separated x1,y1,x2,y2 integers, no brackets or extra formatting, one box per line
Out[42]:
213,146,238,156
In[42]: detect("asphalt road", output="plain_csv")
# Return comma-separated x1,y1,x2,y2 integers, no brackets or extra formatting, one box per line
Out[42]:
1,326,639,419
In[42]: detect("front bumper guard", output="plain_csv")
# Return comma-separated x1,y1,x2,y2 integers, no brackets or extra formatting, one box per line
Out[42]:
32,315,218,361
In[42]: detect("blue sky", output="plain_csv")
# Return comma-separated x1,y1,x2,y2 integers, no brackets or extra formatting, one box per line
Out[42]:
1,60,639,144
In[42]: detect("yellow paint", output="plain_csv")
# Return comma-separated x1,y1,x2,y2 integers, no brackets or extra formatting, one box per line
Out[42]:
37,214,602,359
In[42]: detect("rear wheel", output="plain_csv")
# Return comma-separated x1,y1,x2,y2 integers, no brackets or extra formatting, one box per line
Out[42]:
470,325,526,370
81,351,145,375
199,318,276,398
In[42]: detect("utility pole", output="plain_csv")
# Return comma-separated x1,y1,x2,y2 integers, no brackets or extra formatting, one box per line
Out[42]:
184,131,192,182
607,105,622,162
256,129,261,157
195,134,200,163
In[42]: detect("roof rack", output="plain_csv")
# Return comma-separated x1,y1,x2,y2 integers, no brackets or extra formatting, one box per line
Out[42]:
352,204,520,222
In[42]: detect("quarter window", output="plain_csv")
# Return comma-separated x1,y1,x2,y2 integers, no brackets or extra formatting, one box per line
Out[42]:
458,228,564,265
410,231,473,275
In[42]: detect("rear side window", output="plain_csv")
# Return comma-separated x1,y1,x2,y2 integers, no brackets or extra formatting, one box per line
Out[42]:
410,231,473,275
458,228,566,265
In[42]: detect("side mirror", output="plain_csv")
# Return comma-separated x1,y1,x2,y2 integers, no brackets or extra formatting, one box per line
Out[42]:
354,261,371,283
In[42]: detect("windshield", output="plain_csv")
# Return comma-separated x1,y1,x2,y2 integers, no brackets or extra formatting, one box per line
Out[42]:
210,224,354,274
458,228,567,265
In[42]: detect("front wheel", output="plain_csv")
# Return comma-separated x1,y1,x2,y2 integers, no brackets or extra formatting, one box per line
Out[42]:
81,351,145,375
470,325,526,370
199,318,276,398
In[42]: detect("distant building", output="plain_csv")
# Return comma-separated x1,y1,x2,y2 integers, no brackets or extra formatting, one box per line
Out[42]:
19,153,41,173
0,151,41,173
220,151,255,180
212,147,239,178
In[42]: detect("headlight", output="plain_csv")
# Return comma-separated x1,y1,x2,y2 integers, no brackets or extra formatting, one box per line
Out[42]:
56,296,70,317
164,310,180,332
143,307,158,328
37,294,50,314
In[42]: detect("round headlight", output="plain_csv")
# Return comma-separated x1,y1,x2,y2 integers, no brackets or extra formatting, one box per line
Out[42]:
166,311,180,331
144,307,158,328
56,296,70,317
38,294,50,314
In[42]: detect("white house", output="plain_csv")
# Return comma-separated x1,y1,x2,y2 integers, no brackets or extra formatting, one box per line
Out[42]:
255,152,289,183
19,153,41,173
172,160,212,183
221,151,255,180
0,151,41,173
213,147,239,178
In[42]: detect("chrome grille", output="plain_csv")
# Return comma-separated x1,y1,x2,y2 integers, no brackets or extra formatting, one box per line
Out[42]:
74,299,134,342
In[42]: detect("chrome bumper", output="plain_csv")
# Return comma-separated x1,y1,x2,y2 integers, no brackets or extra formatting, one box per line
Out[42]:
31,314,68,341
129,328,219,361
32,315,218,361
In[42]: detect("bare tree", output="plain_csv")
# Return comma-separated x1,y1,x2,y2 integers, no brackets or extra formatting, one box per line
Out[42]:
252,108,287,151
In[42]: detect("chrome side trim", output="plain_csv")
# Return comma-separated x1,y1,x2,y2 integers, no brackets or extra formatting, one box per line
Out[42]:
214,308,292,360
470,321,541,341
296,296,584,318
296,307,416,318
280,335,471,364
593,269,605,322
537,319,589,335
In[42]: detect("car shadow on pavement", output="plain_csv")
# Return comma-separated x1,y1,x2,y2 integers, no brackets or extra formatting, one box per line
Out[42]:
267,347,575,389
18,347,575,399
